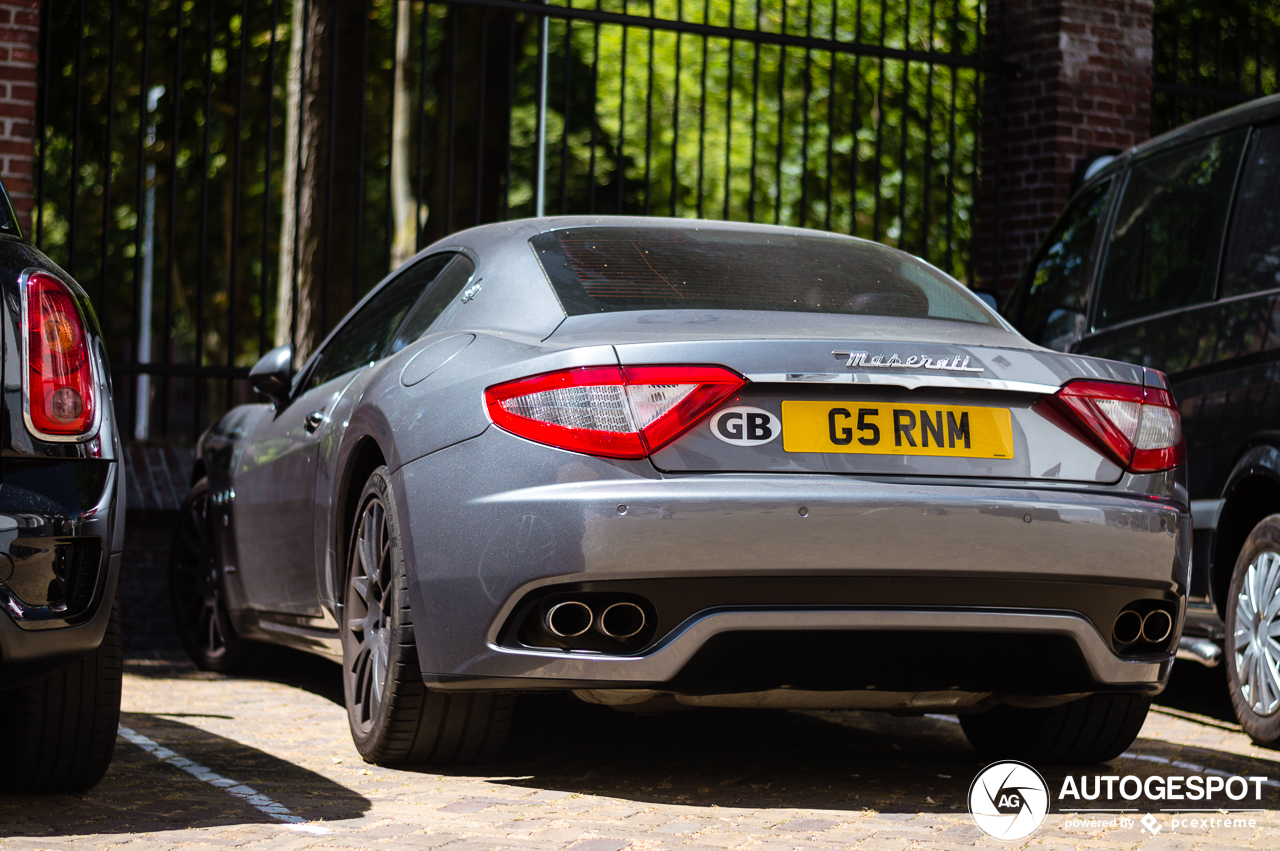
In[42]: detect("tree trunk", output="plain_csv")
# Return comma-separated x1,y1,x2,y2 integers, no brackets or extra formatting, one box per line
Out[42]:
276,0,368,363
389,0,416,270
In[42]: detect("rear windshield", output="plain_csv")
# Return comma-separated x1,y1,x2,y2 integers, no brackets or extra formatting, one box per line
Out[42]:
530,227,996,326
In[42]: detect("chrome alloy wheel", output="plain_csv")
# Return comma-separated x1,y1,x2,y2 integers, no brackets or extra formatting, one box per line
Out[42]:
1234,550,1280,717
345,496,395,733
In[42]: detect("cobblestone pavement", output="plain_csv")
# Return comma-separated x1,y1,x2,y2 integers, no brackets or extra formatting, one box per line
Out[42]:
2,653,1280,850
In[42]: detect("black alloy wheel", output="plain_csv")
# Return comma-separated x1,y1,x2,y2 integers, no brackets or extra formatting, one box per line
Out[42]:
342,466,515,765
169,478,250,672
344,489,395,735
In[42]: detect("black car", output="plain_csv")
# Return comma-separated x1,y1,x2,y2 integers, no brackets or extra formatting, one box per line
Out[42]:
0,181,125,792
1003,92,1280,746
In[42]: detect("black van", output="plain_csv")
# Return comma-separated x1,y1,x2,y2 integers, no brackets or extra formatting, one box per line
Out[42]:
1003,93,1280,746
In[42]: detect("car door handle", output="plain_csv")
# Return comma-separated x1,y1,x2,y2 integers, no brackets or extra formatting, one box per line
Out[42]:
304,410,326,433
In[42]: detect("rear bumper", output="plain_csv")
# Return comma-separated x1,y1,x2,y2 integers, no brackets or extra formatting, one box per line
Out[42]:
395,429,1190,697
0,458,124,686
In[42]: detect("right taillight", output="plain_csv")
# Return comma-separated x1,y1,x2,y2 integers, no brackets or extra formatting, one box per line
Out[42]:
1045,379,1183,474
23,271,97,438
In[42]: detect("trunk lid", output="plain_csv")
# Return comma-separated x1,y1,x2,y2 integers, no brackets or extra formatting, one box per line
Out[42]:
548,311,1142,483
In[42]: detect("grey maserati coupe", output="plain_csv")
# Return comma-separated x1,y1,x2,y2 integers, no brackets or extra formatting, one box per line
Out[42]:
171,217,1189,766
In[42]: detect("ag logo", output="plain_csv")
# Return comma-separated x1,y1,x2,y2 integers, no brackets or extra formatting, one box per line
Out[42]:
968,760,1050,841
709,406,780,446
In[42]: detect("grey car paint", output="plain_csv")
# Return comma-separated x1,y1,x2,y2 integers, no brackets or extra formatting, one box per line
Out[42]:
197,215,1190,702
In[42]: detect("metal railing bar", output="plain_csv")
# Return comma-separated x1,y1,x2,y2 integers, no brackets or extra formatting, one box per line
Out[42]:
671,0,682,217
823,0,834,232
774,17,784,225
871,0,884,242
386,0,398,266
721,0,734,221
1151,80,1257,103
260,0,279,359
352,0,371,303
695,0,708,219
560,17,571,216
503,12,514,219
416,0,429,247
746,0,758,222
616,5,626,215
132,0,152,439
229,0,248,406
432,0,1008,73
162,0,184,436
100,0,118,309
799,2,811,226
68,0,84,277
588,3,599,213
35,0,51,247
897,0,909,251
478,9,490,223
322,0,339,335
449,11,459,226
196,0,217,432
642,3,654,215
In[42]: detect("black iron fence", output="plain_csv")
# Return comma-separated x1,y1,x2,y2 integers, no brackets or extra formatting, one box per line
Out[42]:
1152,0,1280,135
35,0,1002,443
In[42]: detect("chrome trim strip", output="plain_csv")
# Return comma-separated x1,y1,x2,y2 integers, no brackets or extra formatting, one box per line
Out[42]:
18,267,105,444
485,607,1165,686
1190,499,1225,531
744,371,1061,394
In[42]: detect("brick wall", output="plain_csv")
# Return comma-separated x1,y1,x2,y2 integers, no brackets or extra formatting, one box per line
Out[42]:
0,0,37,235
977,0,1154,297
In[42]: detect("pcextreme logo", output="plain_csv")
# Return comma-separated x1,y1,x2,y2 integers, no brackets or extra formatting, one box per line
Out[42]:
968,761,1051,841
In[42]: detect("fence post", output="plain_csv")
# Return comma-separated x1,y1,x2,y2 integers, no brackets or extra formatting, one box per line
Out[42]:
977,0,1154,298
0,0,39,236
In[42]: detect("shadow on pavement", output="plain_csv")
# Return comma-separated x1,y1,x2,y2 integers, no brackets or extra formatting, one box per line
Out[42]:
1155,656,1236,724
0,712,369,838
124,642,345,706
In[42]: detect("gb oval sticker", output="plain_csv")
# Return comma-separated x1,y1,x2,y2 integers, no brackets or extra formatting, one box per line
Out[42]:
710,406,781,446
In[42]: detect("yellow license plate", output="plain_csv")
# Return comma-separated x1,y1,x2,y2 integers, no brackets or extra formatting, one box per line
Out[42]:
781,401,1014,459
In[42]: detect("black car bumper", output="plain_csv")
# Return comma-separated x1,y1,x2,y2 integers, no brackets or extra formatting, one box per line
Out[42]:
0,458,124,687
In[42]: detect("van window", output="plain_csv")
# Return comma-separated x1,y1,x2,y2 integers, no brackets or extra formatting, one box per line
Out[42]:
1222,125,1280,298
1093,130,1247,328
1004,181,1110,351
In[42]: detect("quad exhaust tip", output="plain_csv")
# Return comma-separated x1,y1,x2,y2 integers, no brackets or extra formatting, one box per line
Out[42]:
1113,609,1143,645
1112,606,1174,647
598,602,647,639
1141,609,1173,644
546,601,593,637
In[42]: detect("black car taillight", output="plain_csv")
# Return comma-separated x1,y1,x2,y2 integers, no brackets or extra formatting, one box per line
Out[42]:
24,271,97,438
485,364,746,459
1044,378,1184,474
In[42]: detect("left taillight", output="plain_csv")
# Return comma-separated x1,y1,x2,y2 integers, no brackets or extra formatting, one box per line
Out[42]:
484,364,746,459
24,271,97,438
1044,378,1184,474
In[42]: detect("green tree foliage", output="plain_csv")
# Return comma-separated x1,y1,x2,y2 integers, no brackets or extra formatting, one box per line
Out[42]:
1152,0,1280,134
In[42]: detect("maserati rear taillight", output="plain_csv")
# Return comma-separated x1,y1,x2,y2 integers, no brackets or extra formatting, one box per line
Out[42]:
485,365,746,458
1046,379,1183,474
24,271,97,437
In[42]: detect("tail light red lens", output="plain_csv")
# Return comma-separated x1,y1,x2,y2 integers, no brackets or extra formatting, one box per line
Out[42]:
1046,379,1184,474
24,272,97,437
484,365,746,459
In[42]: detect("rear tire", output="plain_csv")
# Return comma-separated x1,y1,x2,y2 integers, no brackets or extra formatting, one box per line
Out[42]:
0,597,123,793
343,466,514,766
960,693,1150,764
1224,514,1280,747
169,477,252,673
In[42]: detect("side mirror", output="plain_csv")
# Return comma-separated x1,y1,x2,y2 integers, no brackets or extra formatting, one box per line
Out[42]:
250,344,293,408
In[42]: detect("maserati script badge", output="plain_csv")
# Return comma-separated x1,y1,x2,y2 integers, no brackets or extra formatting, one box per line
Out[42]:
832,350,984,372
